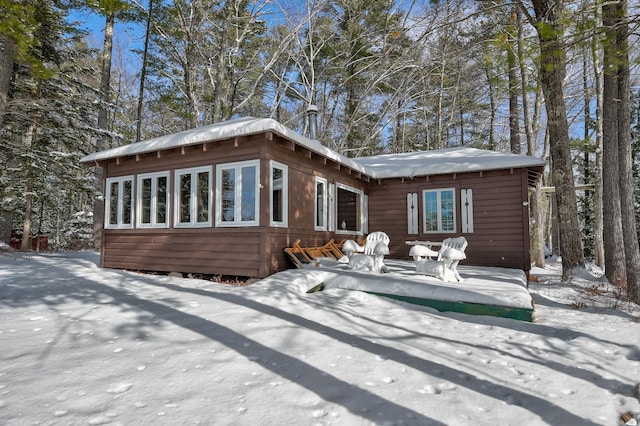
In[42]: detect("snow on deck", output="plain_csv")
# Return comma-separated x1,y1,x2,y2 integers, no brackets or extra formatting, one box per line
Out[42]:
299,259,533,311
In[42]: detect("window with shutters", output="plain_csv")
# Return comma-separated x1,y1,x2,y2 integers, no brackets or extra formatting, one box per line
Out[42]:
423,188,456,233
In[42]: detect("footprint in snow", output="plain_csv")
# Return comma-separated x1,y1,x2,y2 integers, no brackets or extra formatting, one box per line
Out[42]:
88,414,116,425
312,409,327,418
107,383,133,394
418,385,441,395
438,382,457,391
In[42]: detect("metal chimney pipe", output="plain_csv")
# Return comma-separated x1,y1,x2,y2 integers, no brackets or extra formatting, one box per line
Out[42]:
306,104,318,140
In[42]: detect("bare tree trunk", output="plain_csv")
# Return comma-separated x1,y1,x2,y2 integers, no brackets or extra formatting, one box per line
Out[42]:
530,0,584,278
529,182,545,267
615,0,640,302
0,35,16,244
20,181,33,252
507,6,520,155
483,54,496,150
592,1,605,269
136,0,154,142
602,1,627,285
20,124,37,252
518,8,545,267
99,12,114,136
93,12,115,251
0,34,16,125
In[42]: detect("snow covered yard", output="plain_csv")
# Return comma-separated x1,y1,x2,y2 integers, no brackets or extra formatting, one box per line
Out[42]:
0,251,639,425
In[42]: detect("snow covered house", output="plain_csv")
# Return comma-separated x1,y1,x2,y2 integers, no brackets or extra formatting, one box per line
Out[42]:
80,117,545,278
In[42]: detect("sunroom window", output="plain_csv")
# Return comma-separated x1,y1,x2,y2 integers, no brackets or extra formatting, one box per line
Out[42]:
174,166,212,227
105,176,133,229
270,161,288,227
216,160,260,227
423,188,456,233
137,172,169,228
336,183,366,234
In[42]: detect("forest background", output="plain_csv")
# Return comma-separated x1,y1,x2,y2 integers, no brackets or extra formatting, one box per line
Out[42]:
1,0,640,302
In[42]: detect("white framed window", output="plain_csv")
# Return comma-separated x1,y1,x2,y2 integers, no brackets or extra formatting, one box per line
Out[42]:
315,177,328,231
423,188,456,233
105,175,134,229
335,183,366,235
216,160,260,227
137,171,170,228
174,166,212,227
270,161,288,227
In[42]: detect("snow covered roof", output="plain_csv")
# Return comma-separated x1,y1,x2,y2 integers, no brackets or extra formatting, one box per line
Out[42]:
353,147,546,179
80,117,369,176
80,117,545,180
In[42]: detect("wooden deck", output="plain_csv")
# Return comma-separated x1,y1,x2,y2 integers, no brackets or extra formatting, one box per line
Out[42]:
306,259,534,322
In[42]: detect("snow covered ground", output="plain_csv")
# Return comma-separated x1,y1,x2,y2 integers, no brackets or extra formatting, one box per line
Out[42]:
0,250,639,425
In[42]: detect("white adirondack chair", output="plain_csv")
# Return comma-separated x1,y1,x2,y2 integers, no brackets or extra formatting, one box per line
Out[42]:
362,231,390,255
347,231,390,273
415,236,468,282
437,237,468,281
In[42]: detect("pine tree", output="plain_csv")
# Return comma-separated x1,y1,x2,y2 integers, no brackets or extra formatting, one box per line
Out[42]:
145,0,268,132
526,0,585,278
602,0,640,302
0,0,101,251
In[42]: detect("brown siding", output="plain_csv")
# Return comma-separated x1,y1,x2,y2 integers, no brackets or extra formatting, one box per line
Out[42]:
366,169,532,271
103,229,264,277
100,132,369,278
265,140,367,272
99,129,534,277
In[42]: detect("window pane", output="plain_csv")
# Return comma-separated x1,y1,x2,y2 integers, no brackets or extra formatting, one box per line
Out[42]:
241,166,256,221
109,182,119,225
424,192,438,232
441,190,455,231
316,181,325,228
122,180,132,225
222,169,235,222
179,174,191,223
141,178,152,224
156,176,167,224
197,171,209,223
337,187,360,232
354,192,361,230
272,167,283,222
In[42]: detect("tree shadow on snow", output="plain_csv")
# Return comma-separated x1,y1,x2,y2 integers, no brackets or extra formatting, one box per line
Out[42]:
140,279,604,426
0,254,442,425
